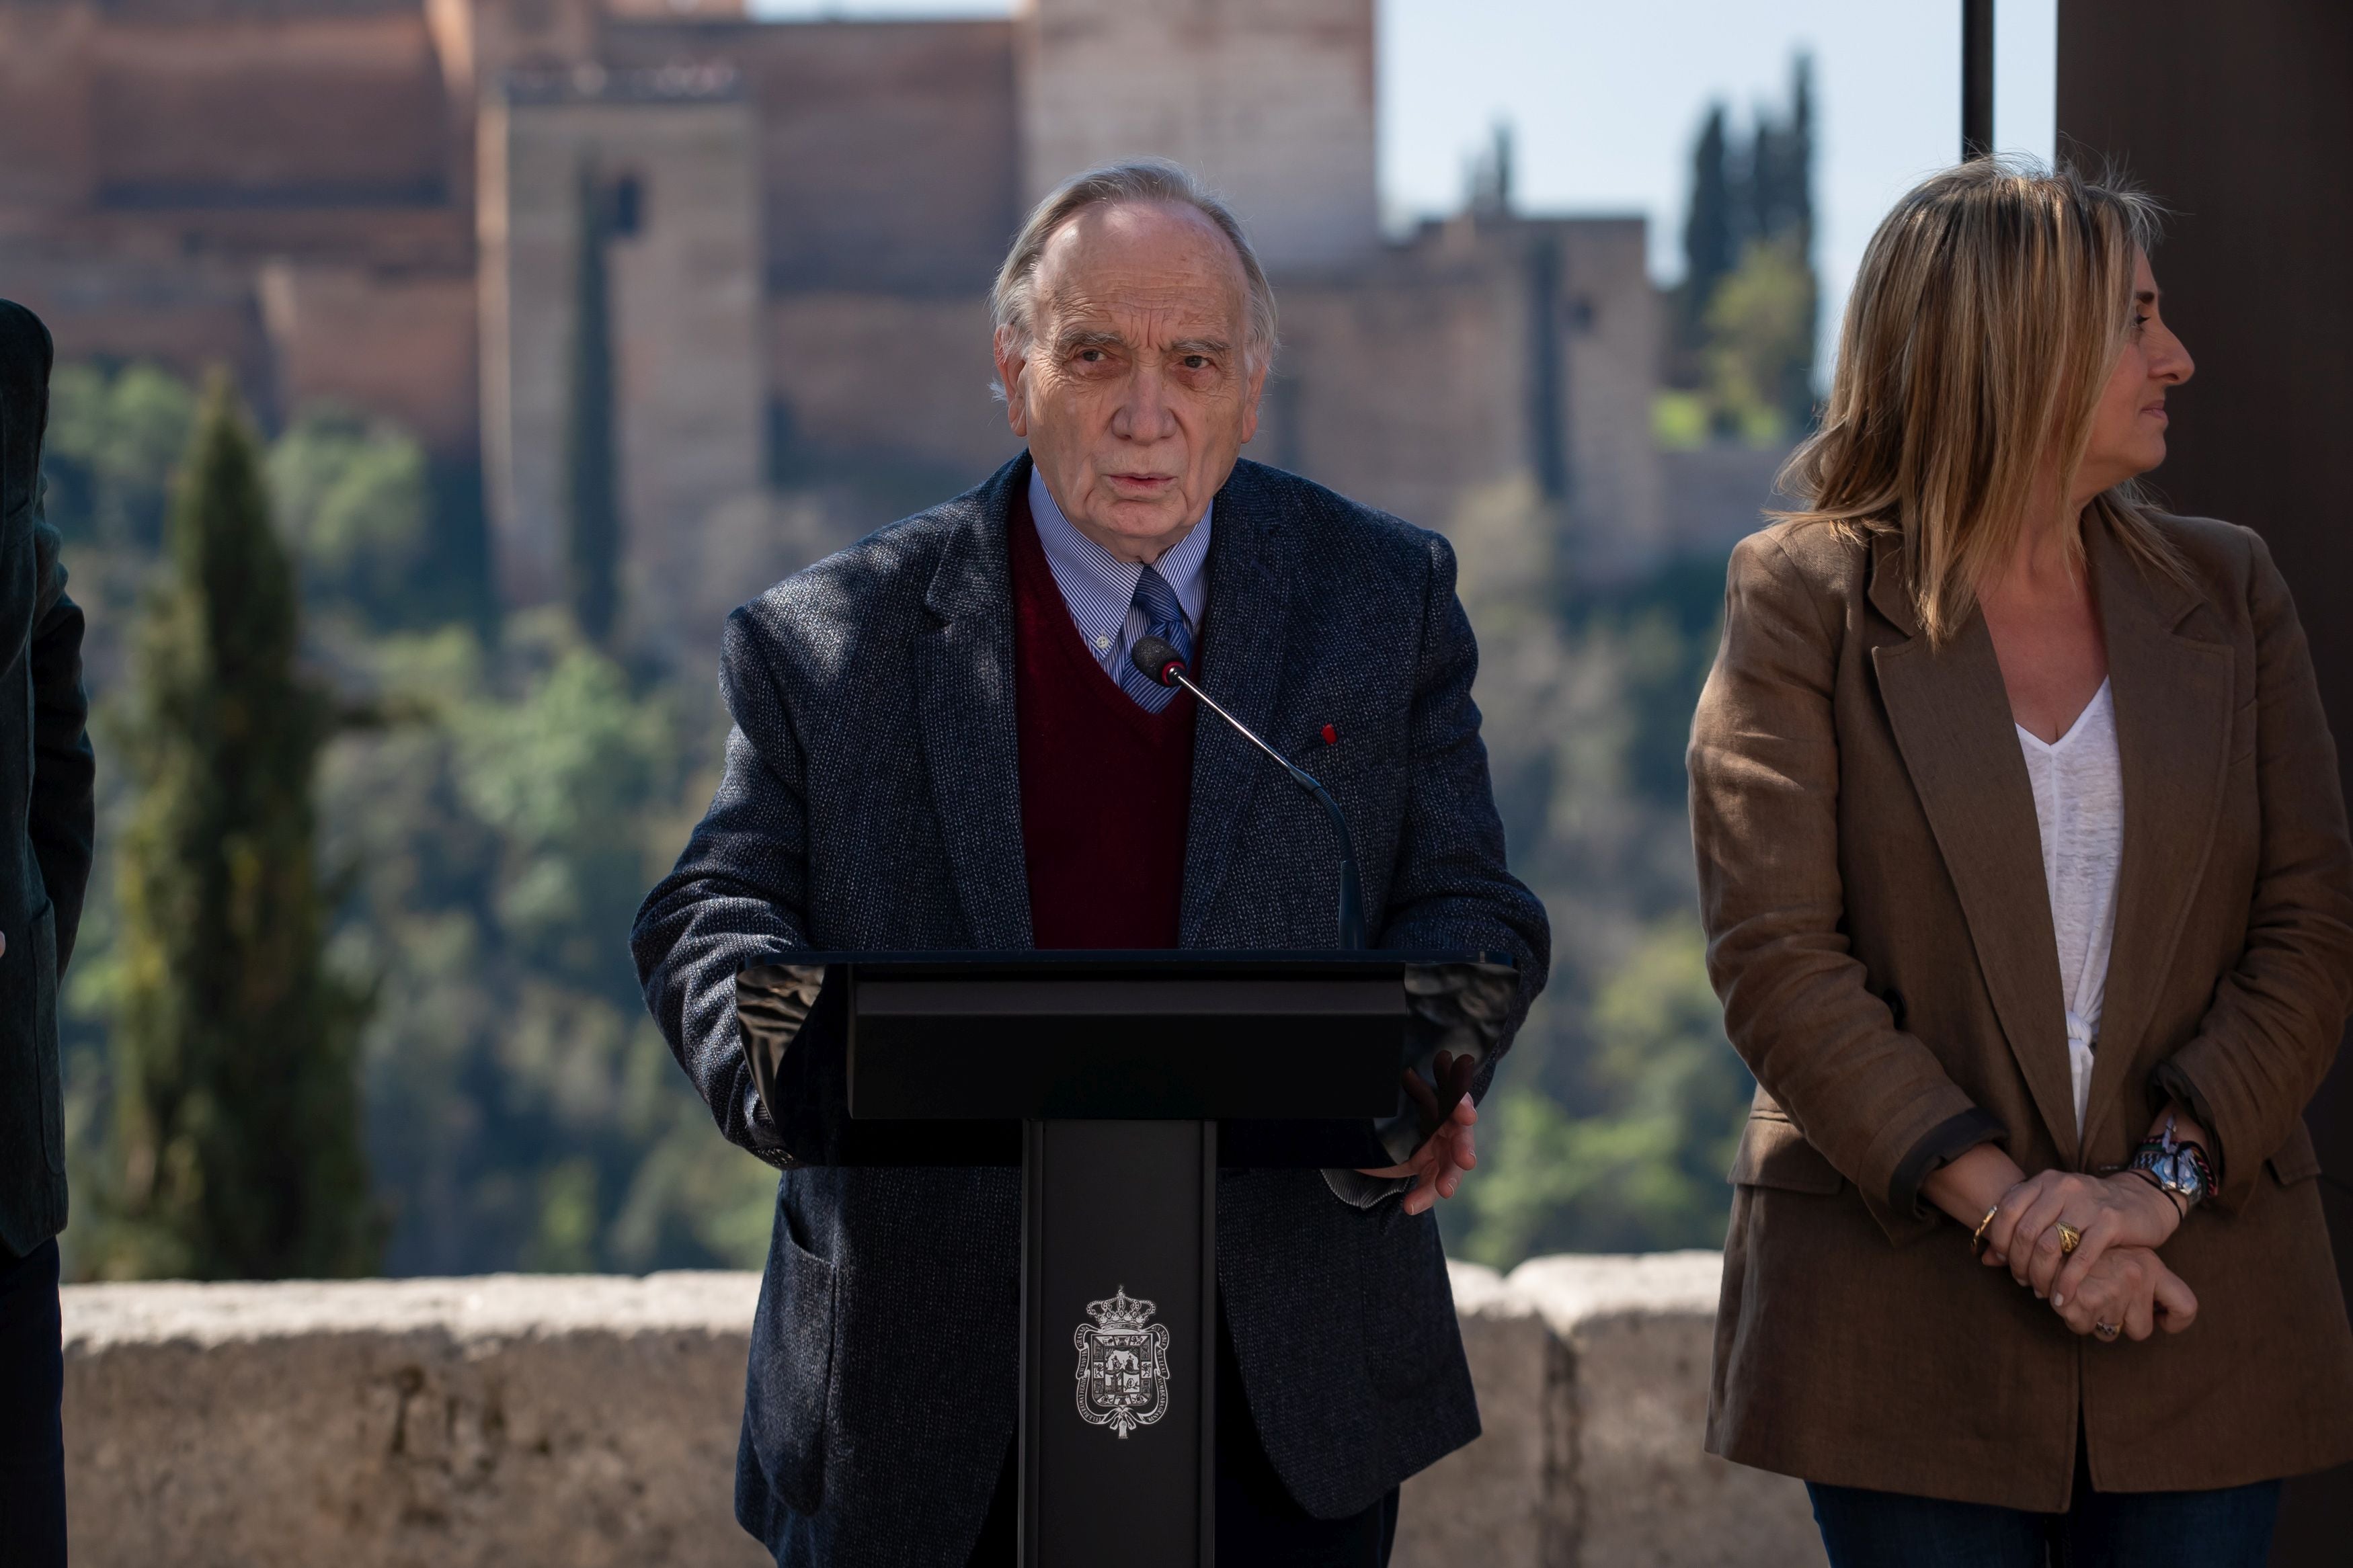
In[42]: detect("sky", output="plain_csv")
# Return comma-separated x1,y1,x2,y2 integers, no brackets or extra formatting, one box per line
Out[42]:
748,0,2060,372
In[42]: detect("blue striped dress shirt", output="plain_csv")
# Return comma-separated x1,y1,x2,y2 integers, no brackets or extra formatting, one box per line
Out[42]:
1027,466,1212,681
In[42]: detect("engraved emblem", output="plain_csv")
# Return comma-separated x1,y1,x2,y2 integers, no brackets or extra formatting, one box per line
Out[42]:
1073,1286,1171,1438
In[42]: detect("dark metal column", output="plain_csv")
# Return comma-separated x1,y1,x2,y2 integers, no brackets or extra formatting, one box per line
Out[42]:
2056,5,2353,1562
1961,0,1995,159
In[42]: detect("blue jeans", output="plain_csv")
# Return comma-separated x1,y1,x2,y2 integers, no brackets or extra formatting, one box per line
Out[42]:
0,1237,67,1568
1808,1442,2280,1568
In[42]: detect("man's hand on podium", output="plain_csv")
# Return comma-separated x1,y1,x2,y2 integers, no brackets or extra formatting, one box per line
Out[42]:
1355,1050,1479,1216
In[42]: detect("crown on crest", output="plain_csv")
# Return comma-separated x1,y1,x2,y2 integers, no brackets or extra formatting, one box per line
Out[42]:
1084,1286,1156,1331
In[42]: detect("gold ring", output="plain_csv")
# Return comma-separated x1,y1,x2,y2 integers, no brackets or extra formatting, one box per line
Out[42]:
2055,1222,2083,1255
2093,1321,2120,1341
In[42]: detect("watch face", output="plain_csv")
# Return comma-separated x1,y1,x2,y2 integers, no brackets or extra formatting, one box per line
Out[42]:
2160,1150,2204,1201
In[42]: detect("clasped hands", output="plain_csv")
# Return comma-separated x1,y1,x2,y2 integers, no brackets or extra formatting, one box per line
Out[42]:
1978,1168,2198,1342
1356,1050,1478,1216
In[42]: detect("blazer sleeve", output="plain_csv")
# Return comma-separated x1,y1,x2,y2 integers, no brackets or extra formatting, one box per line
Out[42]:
2152,528,2353,1210
30,507,95,971
631,607,810,1161
1689,533,1989,1239
1375,530,1552,1097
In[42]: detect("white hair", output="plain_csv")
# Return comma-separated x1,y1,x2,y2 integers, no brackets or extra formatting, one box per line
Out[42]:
990,159,1279,387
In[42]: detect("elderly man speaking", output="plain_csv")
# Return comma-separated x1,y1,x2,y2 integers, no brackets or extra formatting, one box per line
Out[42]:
635,161,1549,1567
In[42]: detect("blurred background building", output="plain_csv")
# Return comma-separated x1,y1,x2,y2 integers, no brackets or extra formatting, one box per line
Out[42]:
0,0,1952,1292
0,0,1670,654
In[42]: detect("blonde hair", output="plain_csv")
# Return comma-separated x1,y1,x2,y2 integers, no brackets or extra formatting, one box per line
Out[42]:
1776,157,2184,643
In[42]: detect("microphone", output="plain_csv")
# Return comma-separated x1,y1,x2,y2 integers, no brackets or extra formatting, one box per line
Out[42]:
1131,634,1366,950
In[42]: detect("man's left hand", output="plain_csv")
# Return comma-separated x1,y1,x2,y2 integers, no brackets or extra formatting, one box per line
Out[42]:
1355,1050,1478,1216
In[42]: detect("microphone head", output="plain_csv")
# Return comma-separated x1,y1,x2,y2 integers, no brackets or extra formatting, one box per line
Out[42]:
1130,635,1187,688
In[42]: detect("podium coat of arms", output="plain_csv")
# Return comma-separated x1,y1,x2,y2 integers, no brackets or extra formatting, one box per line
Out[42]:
1073,1286,1171,1438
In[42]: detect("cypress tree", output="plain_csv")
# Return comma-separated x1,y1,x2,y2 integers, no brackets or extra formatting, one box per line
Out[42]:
565,153,622,647
101,374,377,1280
1679,104,1737,354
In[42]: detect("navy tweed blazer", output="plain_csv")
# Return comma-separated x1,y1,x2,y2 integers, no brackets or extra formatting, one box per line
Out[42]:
633,452,1549,1566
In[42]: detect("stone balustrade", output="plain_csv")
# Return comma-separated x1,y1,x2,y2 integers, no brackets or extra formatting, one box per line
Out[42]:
58,1251,1823,1567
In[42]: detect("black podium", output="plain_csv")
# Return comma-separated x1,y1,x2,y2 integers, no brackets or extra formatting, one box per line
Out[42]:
736,951,1509,1568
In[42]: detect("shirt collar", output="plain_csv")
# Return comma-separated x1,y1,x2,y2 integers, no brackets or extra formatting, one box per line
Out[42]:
1027,464,1213,628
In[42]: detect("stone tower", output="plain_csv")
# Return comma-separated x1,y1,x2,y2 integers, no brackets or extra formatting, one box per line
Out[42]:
1015,0,1380,274
477,60,765,653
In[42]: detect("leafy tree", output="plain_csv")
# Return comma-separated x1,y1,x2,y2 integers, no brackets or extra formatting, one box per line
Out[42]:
1457,915,1752,1265
39,361,198,548
565,155,622,646
268,405,433,625
323,616,776,1276
1704,238,1818,446
1669,56,1819,435
89,375,378,1280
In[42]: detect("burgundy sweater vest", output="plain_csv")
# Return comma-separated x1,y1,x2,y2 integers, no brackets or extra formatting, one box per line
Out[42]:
1008,493,1198,950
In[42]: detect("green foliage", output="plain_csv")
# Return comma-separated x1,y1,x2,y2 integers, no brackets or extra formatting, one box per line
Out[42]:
323,617,777,1275
1671,55,1819,440
50,359,774,1282
40,361,199,548
268,405,433,624
84,376,379,1280
1455,916,1751,1266
1435,479,1751,1270
1704,239,1819,446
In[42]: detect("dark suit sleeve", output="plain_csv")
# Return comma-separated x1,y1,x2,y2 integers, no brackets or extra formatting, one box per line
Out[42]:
2154,528,2353,1209
1375,530,1552,1102
632,608,810,1160
29,504,95,973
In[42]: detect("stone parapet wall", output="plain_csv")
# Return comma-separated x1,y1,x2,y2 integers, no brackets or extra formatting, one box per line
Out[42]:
61,1253,1823,1567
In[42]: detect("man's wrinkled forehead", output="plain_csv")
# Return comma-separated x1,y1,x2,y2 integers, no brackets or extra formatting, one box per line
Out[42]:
1031,200,1248,343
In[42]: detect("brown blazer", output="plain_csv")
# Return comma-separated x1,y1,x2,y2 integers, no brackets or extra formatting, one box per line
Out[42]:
1689,508,2353,1510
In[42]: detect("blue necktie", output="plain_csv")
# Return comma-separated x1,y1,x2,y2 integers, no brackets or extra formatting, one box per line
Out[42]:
1117,563,1193,713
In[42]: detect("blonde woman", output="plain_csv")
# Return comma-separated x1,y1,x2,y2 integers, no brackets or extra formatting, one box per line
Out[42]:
1689,159,2353,1564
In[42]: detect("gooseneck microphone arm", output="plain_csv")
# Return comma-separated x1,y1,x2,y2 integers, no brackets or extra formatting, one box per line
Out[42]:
1132,635,1367,950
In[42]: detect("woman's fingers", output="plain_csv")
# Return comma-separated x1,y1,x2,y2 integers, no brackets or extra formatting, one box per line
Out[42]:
1982,1177,2041,1264
2152,1266,2200,1333
2015,1187,2078,1294
2048,1209,2121,1308
1995,1174,2067,1280
2122,1282,2157,1342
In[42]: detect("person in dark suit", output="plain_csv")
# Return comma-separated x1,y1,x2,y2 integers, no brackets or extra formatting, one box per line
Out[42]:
633,159,1549,1567
1,300,95,1567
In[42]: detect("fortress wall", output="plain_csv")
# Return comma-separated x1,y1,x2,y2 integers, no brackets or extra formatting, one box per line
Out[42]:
1019,0,1380,274
1275,243,1534,532
58,1254,1821,1567
764,290,1016,483
258,261,478,453
0,2,102,212
1549,216,1665,579
87,9,452,206
606,19,1023,295
0,243,274,405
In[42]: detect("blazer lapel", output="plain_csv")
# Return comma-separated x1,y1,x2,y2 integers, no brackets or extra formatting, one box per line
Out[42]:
1867,536,2084,1163
914,456,1035,949
2077,518,2233,1155
1179,467,1300,946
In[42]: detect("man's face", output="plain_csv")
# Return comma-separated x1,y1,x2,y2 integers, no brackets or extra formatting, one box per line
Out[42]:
994,200,1267,565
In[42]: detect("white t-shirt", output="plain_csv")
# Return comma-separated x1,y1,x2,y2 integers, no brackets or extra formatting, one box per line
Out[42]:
2016,679,2124,1136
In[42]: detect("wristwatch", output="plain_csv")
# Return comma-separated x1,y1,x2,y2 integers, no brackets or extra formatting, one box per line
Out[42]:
2129,1115,2212,1212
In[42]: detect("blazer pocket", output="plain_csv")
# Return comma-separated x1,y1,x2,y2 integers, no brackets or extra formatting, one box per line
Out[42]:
747,1219,839,1515
1727,1112,1844,1194
2268,1123,2324,1186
